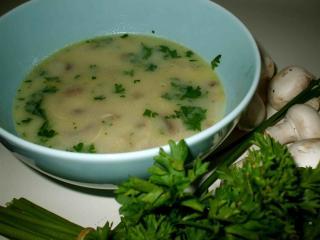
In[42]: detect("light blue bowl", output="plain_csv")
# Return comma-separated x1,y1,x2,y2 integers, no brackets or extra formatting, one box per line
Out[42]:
0,0,260,188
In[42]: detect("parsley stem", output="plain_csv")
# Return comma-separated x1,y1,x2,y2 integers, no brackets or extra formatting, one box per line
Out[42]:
9,198,83,231
0,209,78,239
197,78,320,195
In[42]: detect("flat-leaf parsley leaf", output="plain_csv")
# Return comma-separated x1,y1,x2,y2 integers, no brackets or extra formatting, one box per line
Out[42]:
176,106,207,131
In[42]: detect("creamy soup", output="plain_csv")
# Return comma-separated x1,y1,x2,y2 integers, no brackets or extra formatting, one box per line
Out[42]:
14,34,225,153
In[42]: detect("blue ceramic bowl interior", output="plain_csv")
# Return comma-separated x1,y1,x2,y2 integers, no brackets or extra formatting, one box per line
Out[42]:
0,0,260,187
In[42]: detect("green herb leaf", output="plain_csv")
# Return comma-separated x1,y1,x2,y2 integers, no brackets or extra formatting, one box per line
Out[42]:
114,83,126,95
185,50,194,58
116,139,208,226
123,69,135,77
120,33,129,39
25,92,45,119
37,120,57,138
211,54,221,70
145,63,158,72
72,142,96,153
85,37,114,48
42,86,58,93
141,43,153,60
207,134,302,239
73,142,84,152
162,78,202,101
21,118,33,124
143,109,159,118
44,76,60,82
125,214,174,240
175,106,207,131
93,95,106,101
158,45,181,59
74,74,81,79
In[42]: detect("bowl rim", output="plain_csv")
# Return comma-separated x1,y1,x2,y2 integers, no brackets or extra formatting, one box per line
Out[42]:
0,0,261,163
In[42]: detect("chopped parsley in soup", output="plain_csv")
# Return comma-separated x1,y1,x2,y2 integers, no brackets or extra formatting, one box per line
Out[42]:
13,34,225,153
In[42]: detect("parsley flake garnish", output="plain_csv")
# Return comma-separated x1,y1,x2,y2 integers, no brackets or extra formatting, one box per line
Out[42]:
123,69,135,77
37,120,57,138
89,64,97,80
185,50,194,58
93,95,106,100
25,92,45,119
21,118,33,124
159,45,181,59
162,78,202,100
145,63,158,72
211,54,221,70
143,109,159,118
114,83,126,95
176,106,207,131
141,43,153,60
42,86,58,93
72,142,96,153
86,37,113,48
120,33,129,38
44,76,60,82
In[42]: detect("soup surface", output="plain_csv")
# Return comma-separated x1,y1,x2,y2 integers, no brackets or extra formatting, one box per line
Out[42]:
14,34,225,153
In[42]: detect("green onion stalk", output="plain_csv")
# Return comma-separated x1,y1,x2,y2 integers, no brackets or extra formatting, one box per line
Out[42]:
0,198,82,240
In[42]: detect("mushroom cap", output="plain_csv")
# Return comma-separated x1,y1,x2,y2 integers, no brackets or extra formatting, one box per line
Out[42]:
286,104,320,141
238,93,266,131
288,138,320,168
265,104,320,144
268,66,315,110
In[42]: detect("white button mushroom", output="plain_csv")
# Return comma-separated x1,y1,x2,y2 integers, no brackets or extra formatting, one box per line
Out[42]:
288,138,320,168
237,45,275,131
304,97,320,111
265,104,320,144
266,103,278,119
268,65,316,111
238,93,266,131
258,43,276,103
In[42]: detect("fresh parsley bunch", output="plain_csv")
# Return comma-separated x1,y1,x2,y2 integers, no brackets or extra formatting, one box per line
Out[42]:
110,134,320,240
114,140,209,239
